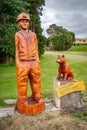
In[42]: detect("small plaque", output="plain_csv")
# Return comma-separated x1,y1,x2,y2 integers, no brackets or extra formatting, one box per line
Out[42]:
56,80,85,98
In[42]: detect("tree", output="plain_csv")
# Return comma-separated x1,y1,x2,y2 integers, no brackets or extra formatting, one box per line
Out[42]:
46,24,63,35
46,24,75,51
27,0,45,56
0,0,45,63
0,0,28,63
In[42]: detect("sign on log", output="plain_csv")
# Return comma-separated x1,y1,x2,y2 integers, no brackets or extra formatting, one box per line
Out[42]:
56,80,85,98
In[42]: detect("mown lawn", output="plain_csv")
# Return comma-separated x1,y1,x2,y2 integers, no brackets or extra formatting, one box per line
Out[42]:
68,45,87,51
0,54,87,107
58,45,87,56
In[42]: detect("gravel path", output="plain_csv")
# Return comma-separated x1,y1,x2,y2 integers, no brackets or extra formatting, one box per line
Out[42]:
0,99,60,118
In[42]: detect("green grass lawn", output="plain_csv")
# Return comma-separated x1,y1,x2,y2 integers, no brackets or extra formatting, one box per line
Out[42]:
0,64,17,106
68,45,87,51
41,55,87,100
0,54,87,107
58,45,87,56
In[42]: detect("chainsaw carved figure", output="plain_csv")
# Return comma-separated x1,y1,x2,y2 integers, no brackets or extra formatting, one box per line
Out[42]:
15,13,44,114
56,55,74,81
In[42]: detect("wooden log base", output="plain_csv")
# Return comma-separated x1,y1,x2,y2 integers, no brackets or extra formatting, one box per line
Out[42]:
16,97,45,115
53,78,85,110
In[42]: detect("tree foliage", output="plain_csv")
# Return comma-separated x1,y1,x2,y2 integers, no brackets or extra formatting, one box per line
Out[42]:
0,0,45,63
46,24,75,51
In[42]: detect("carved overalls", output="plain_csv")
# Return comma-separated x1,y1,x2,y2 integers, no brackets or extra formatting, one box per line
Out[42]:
15,29,42,101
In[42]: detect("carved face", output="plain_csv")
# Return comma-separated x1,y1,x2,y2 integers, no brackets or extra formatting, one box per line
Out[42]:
56,55,65,63
18,19,29,30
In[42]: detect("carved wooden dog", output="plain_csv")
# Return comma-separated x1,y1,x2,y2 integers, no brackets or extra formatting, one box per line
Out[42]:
56,55,74,81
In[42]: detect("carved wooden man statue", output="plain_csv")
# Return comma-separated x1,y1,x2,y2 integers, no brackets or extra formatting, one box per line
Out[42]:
15,13,44,114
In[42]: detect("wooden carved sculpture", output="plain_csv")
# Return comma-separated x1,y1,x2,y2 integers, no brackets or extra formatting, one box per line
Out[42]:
15,13,44,114
56,55,74,81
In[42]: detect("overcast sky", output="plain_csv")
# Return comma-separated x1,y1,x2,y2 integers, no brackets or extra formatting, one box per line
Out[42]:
41,0,87,38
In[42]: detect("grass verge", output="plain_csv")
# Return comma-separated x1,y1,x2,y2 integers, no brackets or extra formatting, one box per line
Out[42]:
0,54,87,107
58,45,87,56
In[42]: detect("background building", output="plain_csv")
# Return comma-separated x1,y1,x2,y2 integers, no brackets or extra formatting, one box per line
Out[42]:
73,38,87,46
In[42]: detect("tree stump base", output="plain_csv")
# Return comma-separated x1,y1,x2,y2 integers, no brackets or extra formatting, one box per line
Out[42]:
16,97,45,115
53,78,85,110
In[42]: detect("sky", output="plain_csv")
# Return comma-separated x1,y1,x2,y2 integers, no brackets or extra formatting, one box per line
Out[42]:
40,0,87,38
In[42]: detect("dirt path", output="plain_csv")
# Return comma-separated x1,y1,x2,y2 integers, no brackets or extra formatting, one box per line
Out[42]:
0,111,87,130
45,51,87,60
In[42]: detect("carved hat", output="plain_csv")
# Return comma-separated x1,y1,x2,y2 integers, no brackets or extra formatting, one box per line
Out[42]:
17,13,30,22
